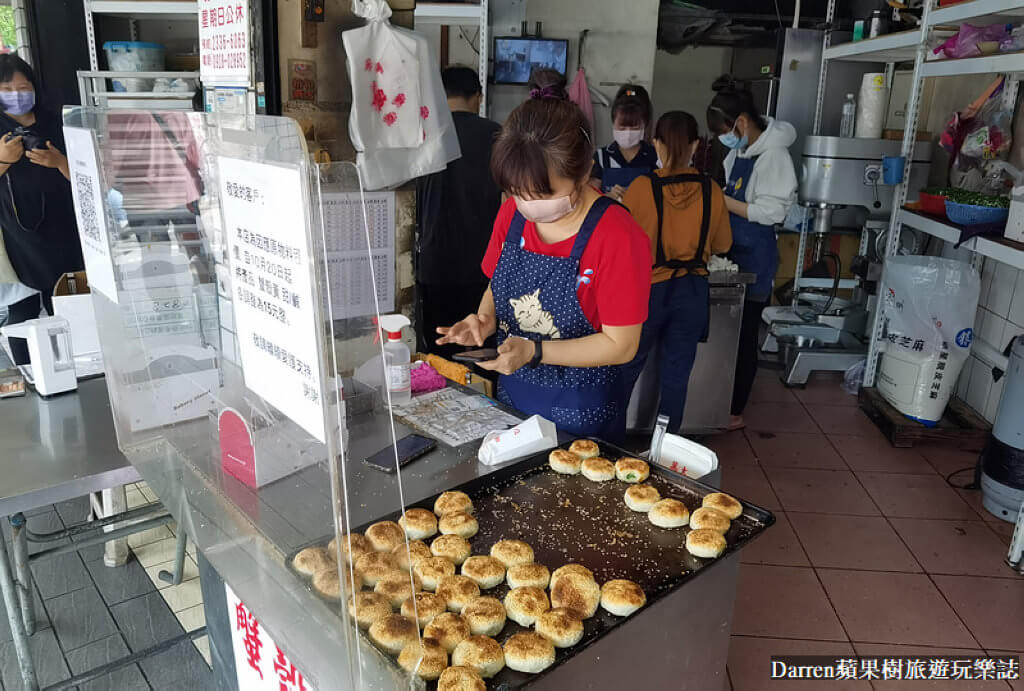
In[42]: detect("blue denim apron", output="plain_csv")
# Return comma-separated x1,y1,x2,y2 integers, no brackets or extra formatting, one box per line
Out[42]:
725,155,778,302
491,196,621,439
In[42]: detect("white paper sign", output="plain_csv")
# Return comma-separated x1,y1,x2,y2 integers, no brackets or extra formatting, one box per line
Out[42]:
198,0,251,87
62,127,118,303
219,157,325,442
321,191,395,319
225,583,314,691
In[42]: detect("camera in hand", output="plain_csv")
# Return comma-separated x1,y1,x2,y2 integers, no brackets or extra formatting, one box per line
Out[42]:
11,126,45,151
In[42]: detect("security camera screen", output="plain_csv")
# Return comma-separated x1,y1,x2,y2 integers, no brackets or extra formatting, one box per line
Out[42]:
494,38,569,85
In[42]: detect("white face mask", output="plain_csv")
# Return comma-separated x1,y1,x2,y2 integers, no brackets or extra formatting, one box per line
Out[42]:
613,128,644,149
515,194,578,224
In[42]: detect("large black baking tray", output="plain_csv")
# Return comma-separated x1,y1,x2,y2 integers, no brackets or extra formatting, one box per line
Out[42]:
288,438,775,689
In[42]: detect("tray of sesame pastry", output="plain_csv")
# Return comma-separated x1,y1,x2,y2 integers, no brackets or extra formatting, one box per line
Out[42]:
287,437,775,689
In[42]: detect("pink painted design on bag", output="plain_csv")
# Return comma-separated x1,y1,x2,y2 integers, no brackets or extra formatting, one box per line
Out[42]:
364,58,373,72
383,112,398,126
371,82,387,112
393,93,406,107
420,105,430,120
375,62,384,74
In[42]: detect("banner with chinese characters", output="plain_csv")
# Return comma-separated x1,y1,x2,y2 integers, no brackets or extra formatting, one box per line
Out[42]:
198,0,250,87
219,157,326,443
63,127,118,302
226,584,313,690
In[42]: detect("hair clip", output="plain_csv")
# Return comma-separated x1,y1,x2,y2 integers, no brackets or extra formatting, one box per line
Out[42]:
529,85,563,100
579,126,592,144
625,89,637,97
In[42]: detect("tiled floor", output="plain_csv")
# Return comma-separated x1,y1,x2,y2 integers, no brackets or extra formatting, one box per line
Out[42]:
0,482,211,690
705,370,1022,691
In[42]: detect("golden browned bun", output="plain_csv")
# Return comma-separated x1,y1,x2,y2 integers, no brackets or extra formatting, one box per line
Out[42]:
581,456,616,482
490,539,534,568
689,507,731,534
451,635,505,679
436,575,481,612
431,534,472,565
355,551,400,587
461,556,506,589
503,632,556,674
615,457,650,483
368,613,418,655
649,498,690,529
398,637,448,680
702,492,743,520
414,556,457,591
393,540,433,570
504,586,551,627
399,508,439,540
348,591,392,629
401,591,448,628
460,596,507,636
550,563,593,587
329,533,372,565
374,569,422,609
292,546,332,576
686,528,728,559
600,579,646,616
568,439,600,459
438,512,479,539
424,612,471,654
437,665,486,691
624,483,661,512
434,491,474,517
548,449,582,475
534,607,584,648
550,572,601,620
507,563,550,590
366,521,405,552
312,567,361,601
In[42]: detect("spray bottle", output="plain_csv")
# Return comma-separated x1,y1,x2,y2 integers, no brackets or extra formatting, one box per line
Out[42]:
378,314,412,405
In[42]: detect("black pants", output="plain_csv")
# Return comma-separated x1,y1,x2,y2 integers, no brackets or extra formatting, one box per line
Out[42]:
416,282,490,360
4,292,46,365
731,298,767,416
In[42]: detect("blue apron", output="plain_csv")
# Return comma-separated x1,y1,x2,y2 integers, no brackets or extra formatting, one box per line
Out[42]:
725,155,778,302
491,196,621,439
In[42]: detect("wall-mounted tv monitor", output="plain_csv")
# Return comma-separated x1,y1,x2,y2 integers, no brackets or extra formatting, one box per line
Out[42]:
493,37,569,85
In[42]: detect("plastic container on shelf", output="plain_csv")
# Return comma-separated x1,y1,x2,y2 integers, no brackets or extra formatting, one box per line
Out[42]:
103,41,166,92
918,191,949,218
945,199,1010,226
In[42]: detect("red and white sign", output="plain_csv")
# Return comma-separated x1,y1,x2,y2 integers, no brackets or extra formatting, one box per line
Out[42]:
198,0,250,86
226,583,314,691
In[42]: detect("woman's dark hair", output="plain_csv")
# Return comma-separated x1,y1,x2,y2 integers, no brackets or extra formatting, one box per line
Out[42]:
526,68,568,101
0,54,40,106
706,74,766,134
611,84,652,129
491,95,592,197
653,111,699,170
442,66,482,99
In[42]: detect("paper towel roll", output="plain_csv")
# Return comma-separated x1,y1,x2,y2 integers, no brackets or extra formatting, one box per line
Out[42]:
855,72,888,139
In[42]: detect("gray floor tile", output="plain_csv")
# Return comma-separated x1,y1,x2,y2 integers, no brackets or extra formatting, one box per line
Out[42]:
85,556,156,606
54,496,91,528
46,586,117,652
0,628,70,690
0,582,51,643
66,633,150,691
30,551,91,600
140,639,213,690
110,592,183,653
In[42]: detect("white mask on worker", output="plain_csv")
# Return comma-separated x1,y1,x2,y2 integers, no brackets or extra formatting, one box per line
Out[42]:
613,128,644,149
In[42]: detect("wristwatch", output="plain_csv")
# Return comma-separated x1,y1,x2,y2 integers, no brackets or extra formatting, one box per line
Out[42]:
528,339,543,369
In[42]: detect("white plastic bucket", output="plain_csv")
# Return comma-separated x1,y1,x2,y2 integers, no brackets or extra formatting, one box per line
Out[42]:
655,434,719,480
103,41,166,92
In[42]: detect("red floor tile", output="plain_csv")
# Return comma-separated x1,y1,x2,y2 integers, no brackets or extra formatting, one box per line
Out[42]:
808,404,886,437
818,569,977,649
727,636,866,691
829,434,937,475
853,644,1006,690
743,401,817,434
789,513,920,572
747,431,848,470
858,472,979,520
917,444,983,478
740,512,810,567
933,575,1024,652
766,468,879,516
987,652,1023,691
748,371,800,404
793,372,859,407
703,429,759,469
988,520,1015,546
721,462,782,511
733,564,847,640
957,488,1017,525
891,518,1015,578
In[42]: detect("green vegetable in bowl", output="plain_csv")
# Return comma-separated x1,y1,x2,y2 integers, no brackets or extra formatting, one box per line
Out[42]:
943,188,1009,208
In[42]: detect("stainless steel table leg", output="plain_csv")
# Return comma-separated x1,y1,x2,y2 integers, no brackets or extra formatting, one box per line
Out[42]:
10,513,35,635
158,529,188,585
0,517,39,691
101,486,129,567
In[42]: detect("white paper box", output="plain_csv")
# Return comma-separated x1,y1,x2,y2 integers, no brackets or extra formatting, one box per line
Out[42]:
477,414,557,466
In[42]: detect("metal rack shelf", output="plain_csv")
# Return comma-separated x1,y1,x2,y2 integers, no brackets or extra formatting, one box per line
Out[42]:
413,1,490,117
921,50,1024,76
88,1,197,18
929,0,1024,26
899,209,1024,271
823,30,921,63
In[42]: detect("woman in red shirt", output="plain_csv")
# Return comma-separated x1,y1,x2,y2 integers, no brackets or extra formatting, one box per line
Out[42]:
437,90,651,440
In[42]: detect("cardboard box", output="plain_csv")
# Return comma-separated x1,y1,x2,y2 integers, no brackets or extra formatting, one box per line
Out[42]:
1005,185,1024,244
52,271,101,357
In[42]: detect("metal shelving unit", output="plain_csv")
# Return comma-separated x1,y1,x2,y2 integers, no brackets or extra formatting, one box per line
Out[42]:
414,1,490,117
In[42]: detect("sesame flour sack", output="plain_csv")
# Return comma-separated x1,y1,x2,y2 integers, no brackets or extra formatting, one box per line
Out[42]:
877,256,981,425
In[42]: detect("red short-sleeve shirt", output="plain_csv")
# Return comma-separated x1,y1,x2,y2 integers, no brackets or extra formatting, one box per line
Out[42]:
481,197,651,331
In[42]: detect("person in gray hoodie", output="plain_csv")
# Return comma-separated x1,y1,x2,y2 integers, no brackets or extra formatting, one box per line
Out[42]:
707,75,797,430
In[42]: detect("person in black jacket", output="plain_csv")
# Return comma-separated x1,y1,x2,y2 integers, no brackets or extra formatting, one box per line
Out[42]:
0,54,83,364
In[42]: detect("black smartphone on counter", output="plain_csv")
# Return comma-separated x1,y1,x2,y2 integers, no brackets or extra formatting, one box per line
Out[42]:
363,434,437,473
452,348,499,363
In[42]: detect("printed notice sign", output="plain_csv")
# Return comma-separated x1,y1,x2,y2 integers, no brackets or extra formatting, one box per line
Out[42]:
198,0,251,87
321,191,395,319
62,126,118,303
219,157,325,443
226,584,314,691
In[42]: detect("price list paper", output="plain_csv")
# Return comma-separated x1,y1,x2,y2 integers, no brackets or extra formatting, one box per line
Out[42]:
219,157,325,443
321,191,395,319
63,127,118,302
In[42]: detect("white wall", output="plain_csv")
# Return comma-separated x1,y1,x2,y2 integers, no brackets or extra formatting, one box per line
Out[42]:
651,46,732,128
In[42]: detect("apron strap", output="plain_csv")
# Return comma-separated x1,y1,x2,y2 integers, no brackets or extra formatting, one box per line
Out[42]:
506,209,528,248
570,195,618,260
647,172,713,275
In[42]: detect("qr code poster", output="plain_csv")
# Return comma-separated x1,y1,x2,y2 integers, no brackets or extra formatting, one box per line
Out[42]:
63,127,118,302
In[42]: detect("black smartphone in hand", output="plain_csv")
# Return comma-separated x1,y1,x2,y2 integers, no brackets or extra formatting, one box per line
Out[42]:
452,348,499,363
363,434,437,473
